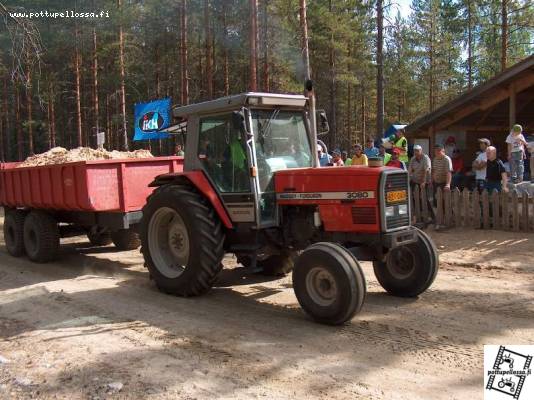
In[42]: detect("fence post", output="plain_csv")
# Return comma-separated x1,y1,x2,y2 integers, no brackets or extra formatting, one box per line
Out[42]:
452,188,461,228
501,191,509,230
413,185,421,222
512,190,519,231
462,188,470,227
521,192,529,232
444,188,452,227
482,190,490,229
491,190,500,230
472,190,480,229
436,187,443,226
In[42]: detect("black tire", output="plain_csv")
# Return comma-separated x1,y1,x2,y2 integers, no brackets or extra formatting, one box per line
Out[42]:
87,227,112,246
23,211,60,263
293,242,366,325
372,227,438,297
238,252,296,276
4,209,26,257
111,229,141,250
140,184,225,296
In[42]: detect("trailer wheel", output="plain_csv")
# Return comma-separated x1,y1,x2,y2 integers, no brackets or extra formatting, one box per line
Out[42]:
140,184,224,296
87,227,112,246
372,228,438,297
111,229,141,250
23,211,60,263
238,252,296,276
293,242,366,325
4,209,26,257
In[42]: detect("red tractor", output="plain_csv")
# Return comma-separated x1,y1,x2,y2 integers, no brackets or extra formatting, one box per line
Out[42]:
140,92,438,325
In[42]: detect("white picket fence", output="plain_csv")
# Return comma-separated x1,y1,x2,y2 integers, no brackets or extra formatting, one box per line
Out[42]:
412,186,534,232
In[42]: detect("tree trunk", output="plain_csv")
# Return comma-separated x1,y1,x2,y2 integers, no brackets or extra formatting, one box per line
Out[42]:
346,44,351,144
222,3,229,96
26,68,34,155
249,0,258,91
361,86,366,143
261,0,269,92
3,77,10,161
74,25,83,147
501,0,507,71
106,94,111,150
376,0,384,140
118,0,128,150
93,27,100,137
204,0,213,99
180,0,189,105
15,85,23,160
50,84,56,148
467,0,473,89
328,0,337,145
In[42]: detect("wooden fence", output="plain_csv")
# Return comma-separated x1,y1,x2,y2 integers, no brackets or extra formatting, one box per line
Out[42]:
411,186,534,232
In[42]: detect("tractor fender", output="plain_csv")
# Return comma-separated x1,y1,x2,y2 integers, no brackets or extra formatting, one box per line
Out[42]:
148,171,233,229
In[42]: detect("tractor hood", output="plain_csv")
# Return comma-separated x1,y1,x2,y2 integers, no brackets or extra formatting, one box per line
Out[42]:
274,166,392,198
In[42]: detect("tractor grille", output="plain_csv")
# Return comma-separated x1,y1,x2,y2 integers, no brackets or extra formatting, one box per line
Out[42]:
383,172,410,230
351,207,377,225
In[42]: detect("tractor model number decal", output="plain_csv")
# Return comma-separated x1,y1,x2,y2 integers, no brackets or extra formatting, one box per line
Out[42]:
277,191,375,200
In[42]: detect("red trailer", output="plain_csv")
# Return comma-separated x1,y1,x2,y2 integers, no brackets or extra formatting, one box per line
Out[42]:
0,156,183,262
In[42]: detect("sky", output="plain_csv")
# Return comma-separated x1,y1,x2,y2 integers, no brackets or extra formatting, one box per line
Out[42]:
392,0,413,19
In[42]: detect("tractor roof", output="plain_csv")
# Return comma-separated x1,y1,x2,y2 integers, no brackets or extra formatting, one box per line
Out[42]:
172,92,308,119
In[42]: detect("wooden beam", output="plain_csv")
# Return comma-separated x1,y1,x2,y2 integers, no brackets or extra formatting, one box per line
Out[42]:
509,83,516,129
480,70,534,110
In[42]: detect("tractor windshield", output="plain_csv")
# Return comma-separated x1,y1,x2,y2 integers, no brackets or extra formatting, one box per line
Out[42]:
251,109,313,223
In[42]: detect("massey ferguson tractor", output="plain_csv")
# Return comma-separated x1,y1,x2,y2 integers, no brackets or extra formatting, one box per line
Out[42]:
140,92,438,325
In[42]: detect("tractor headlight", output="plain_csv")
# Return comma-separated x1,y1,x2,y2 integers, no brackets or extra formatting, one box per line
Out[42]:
385,206,395,217
398,204,408,215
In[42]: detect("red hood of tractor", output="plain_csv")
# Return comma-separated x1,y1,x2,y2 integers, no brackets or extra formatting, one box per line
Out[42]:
274,166,389,194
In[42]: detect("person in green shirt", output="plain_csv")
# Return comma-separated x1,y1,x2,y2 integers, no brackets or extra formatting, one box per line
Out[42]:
379,144,391,165
342,150,352,166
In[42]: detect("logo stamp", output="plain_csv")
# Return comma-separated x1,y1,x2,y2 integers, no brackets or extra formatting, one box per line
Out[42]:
485,345,533,399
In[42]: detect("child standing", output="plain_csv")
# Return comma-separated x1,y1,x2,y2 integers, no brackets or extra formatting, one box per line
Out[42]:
506,124,527,183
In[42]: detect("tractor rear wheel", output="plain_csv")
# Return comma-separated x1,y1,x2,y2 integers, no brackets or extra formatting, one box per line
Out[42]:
111,229,141,250
23,211,60,263
372,227,438,297
238,252,296,276
87,227,112,246
140,184,225,296
4,209,26,257
293,242,366,325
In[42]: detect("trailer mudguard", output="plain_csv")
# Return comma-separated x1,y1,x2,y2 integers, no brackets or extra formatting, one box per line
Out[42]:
148,171,233,229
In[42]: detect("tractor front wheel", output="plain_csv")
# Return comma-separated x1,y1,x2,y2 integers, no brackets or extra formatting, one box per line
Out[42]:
140,184,225,296
293,242,366,325
372,227,438,297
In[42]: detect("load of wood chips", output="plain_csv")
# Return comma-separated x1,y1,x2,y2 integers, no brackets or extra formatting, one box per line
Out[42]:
17,147,154,168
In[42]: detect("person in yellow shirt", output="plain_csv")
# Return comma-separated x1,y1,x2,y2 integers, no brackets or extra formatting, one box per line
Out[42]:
351,144,368,166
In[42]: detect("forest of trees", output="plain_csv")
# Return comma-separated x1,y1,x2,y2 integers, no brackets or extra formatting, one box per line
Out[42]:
0,0,532,160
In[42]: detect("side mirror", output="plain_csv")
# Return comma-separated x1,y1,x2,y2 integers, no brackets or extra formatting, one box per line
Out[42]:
232,110,248,134
316,109,329,136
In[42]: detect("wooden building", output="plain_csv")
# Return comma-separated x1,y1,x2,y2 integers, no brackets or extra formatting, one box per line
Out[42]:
406,55,534,159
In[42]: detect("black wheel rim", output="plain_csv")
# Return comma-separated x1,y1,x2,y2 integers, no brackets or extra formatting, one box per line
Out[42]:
386,246,416,280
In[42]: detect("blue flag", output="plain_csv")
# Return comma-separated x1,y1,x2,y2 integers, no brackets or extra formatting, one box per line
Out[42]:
133,98,172,141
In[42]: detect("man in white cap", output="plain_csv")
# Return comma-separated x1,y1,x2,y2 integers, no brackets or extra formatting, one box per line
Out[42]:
409,144,433,222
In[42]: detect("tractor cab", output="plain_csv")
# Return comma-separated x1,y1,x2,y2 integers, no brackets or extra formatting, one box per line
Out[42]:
173,93,318,228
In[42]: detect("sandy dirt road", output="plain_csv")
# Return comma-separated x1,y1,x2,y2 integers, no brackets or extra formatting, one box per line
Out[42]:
0,221,533,399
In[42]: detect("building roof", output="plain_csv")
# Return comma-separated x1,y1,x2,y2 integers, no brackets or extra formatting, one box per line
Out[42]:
407,55,534,133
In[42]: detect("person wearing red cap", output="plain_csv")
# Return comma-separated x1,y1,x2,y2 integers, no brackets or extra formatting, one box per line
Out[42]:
444,136,457,157
386,148,406,169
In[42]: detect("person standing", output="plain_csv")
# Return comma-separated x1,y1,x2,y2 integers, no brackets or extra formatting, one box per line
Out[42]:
378,144,391,165
317,144,332,166
506,124,527,183
408,145,433,222
364,138,379,158
485,146,509,192
341,150,352,166
388,128,408,163
451,149,465,189
431,143,452,200
444,136,457,157
386,148,406,169
351,144,368,166
174,144,185,156
473,138,490,192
